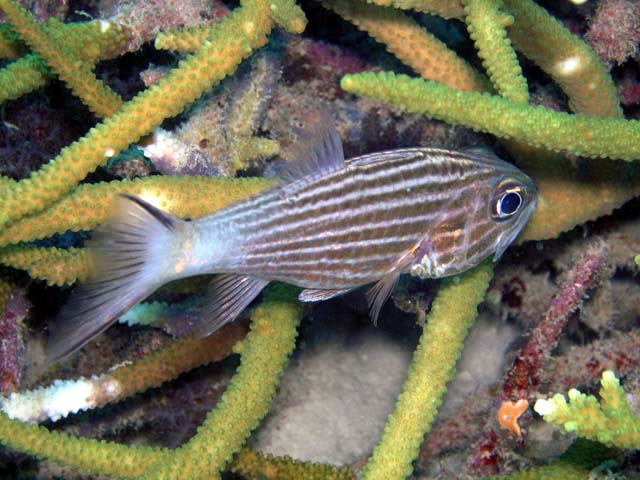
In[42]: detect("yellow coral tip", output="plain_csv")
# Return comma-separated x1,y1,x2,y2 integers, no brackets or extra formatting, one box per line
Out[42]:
232,340,245,354
568,388,581,400
291,18,305,34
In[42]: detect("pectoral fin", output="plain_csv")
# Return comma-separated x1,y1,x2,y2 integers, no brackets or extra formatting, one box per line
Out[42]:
188,274,269,338
298,287,352,302
365,271,401,326
365,247,419,325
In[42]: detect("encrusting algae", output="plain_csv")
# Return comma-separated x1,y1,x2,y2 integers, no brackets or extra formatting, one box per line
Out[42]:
0,0,639,478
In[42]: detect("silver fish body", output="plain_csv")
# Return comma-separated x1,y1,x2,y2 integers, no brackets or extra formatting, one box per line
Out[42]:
47,122,537,362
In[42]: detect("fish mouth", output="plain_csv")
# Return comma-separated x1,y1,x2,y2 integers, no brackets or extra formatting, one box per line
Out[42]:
492,196,538,262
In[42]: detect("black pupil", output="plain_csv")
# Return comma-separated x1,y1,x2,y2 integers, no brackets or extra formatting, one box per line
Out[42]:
500,192,521,215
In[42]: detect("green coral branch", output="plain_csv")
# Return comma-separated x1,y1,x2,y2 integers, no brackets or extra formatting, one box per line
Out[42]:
138,285,302,480
534,371,640,449
322,0,489,92
504,0,621,118
0,245,87,286
0,287,302,479
0,411,167,478
0,0,305,230
361,261,493,479
341,72,640,160
363,0,465,19
0,20,129,104
461,0,527,102
45,18,131,64
231,447,355,479
354,0,621,117
155,0,305,53
155,24,212,52
0,53,49,102
0,0,124,117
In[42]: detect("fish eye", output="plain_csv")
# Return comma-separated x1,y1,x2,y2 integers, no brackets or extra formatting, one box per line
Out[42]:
492,185,524,220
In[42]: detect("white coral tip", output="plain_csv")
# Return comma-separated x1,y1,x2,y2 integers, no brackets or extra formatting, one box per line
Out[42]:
534,398,556,417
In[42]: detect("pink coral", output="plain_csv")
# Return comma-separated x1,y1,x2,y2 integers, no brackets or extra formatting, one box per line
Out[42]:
585,0,640,65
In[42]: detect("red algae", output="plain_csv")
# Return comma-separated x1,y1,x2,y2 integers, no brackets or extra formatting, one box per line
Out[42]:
0,284,27,395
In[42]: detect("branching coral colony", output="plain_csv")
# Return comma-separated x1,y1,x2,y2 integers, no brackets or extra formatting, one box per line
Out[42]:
0,0,639,478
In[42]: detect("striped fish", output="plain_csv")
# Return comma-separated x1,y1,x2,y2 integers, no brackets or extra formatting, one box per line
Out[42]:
46,120,537,362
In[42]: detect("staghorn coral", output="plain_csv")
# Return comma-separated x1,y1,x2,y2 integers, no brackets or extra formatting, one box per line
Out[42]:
0,287,303,479
1,323,247,422
360,261,493,479
535,371,640,449
461,0,527,102
321,0,489,92
231,447,355,479
0,245,88,286
0,0,306,229
340,72,639,161
0,19,132,105
0,0,125,116
361,0,465,18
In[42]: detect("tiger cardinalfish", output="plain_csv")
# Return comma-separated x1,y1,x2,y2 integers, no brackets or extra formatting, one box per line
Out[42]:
46,120,537,362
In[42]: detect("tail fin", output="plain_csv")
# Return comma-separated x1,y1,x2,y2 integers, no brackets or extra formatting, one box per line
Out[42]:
46,194,182,363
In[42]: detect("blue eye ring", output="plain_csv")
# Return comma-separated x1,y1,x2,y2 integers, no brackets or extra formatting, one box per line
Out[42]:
492,186,523,219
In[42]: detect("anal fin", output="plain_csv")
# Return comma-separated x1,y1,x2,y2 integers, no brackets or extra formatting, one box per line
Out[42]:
298,287,352,302
189,274,269,338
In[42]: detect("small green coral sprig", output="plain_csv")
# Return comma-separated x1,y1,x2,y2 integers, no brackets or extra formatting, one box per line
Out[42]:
534,371,640,449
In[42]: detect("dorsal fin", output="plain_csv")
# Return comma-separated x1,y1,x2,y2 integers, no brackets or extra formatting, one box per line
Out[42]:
462,146,502,164
278,111,345,182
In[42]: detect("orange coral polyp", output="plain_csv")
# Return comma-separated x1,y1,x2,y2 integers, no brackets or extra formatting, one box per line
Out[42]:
497,399,529,437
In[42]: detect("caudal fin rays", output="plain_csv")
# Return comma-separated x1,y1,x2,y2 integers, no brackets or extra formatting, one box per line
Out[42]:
46,195,181,363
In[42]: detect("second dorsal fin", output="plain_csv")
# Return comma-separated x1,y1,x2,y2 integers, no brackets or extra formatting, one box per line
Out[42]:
278,111,345,182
